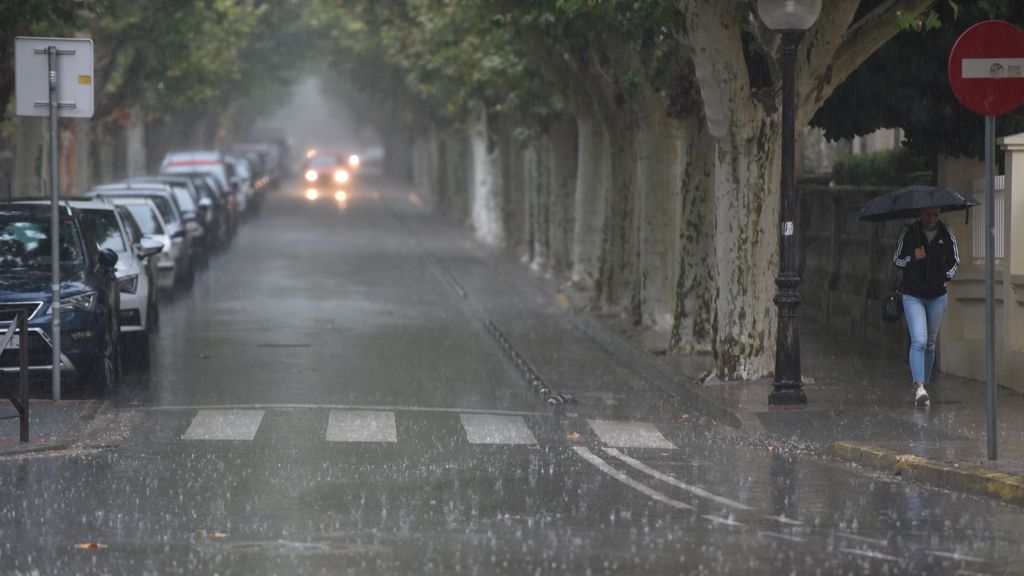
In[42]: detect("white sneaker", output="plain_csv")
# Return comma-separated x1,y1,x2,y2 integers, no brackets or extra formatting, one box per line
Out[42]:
915,386,930,407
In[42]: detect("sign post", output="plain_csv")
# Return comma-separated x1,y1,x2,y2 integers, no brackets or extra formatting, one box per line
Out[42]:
15,37,94,401
948,20,1024,460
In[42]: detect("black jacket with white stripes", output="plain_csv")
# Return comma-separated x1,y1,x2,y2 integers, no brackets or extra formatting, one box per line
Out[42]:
892,220,960,299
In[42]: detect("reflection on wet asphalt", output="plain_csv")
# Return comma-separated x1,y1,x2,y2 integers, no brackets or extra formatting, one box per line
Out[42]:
2,182,1023,575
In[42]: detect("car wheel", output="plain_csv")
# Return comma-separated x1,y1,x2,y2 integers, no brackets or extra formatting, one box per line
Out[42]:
83,326,118,398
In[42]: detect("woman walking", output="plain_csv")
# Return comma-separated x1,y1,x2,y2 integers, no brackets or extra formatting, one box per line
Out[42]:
893,207,960,406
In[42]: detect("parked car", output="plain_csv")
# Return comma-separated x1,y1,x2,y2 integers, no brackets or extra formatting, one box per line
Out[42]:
0,203,122,396
88,183,196,287
161,151,240,236
224,154,255,215
16,200,163,368
105,197,176,292
125,176,212,255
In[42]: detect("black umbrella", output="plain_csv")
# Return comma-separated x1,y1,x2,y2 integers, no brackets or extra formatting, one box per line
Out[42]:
857,185,979,222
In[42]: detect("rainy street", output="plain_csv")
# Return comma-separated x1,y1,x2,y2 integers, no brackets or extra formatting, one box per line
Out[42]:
2,177,1024,575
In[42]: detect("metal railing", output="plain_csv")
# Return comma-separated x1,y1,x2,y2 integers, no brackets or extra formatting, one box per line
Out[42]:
0,307,30,442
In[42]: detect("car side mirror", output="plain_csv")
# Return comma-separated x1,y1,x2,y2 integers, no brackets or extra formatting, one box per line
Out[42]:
199,197,213,209
98,248,118,269
136,238,164,259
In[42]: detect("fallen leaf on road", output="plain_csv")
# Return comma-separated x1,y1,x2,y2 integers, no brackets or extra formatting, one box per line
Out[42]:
199,354,211,360
74,543,107,550
210,532,228,539
568,432,580,441
678,414,690,421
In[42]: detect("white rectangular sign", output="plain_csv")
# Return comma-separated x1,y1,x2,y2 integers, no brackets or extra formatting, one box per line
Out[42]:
15,37,94,118
962,58,1024,79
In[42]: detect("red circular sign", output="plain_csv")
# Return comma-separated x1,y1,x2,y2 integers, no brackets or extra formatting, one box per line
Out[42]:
948,20,1024,116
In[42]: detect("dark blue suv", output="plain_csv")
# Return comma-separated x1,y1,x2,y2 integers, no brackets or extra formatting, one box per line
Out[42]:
0,204,122,396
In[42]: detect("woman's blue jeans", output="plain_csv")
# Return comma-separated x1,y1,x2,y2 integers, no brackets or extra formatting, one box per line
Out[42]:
902,293,948,384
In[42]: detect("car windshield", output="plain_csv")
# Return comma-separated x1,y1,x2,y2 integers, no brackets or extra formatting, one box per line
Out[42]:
79,210,126,253
171,184,197,212
0,215,84,271
308,155,339,168
123,204,164,235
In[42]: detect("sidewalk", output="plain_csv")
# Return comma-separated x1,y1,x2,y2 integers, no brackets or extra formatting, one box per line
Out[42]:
0,400,100,456
388,188,1024,507
583,295,1024,507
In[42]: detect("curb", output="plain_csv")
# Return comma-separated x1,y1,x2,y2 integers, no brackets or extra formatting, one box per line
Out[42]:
0,440,72,457
832,442,1024,508
0,400,104,458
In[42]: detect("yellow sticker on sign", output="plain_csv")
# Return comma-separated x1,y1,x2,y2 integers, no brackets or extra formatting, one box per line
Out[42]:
78,75,92,85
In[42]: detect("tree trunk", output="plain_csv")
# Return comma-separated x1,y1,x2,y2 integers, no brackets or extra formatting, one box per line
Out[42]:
412,125,442,205
709,119,781,379
523,139,548,269
469,109,504,245
547,115,577,276
571,109,611,288
596,113,640,318
13,115,46,198
499,120,527,257
670,118,716,353
124,105,147,178
635,98,685,333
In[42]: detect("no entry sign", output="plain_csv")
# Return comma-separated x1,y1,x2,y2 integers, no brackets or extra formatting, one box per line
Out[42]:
948,20,1024,116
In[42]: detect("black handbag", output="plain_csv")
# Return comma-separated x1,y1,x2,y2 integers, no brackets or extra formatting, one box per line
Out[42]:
881,285,903,323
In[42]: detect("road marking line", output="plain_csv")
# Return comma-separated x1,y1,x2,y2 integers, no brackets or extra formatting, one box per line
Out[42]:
182,409,264,441
839,548,902,563
759,531,806,543
572,447,692,510
764,514,804,526
460,414,537,445
835,533,888,547
924,550,990,564
701,514,745,527
141,404,551,418
326,410,397,443
603,448,753,511
587,420,675,449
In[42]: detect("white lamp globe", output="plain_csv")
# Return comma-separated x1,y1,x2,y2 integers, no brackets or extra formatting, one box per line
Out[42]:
757,0,822,31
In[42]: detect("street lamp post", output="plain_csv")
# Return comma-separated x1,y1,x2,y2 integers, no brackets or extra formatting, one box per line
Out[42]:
759,0,821,406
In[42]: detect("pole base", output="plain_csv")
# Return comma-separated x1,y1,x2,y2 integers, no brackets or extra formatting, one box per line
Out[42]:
768,387,807,405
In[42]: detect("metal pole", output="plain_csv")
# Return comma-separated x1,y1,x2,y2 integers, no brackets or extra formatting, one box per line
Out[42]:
48,46,61,401
985,115,997,460
769,30,806,405
19,310,29,443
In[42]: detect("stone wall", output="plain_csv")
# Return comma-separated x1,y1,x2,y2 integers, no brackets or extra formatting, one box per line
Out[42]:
797,184,910,358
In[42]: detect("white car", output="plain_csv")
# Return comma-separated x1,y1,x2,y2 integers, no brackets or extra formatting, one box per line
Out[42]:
73,201,162,367
105,198,176,292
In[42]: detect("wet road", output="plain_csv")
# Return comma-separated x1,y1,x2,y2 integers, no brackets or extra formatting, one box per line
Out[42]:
2,179,1024,575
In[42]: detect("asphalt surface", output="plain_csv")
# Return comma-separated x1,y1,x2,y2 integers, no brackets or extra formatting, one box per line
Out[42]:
2,178,1024,575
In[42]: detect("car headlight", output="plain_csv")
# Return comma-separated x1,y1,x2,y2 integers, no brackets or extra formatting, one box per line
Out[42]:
305,170,318,182
334,169,350,183
118,275,139,294
348,155,361,169
48,291,97,315
305,188,319,200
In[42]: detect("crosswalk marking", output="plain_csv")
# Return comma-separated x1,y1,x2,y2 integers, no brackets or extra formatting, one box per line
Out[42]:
182,409,265,440
459,414,537,445
326,410,397,443
587,419,675,449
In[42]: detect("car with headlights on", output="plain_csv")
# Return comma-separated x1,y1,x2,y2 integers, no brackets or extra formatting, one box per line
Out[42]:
0,203,122,396
301,152,351,193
